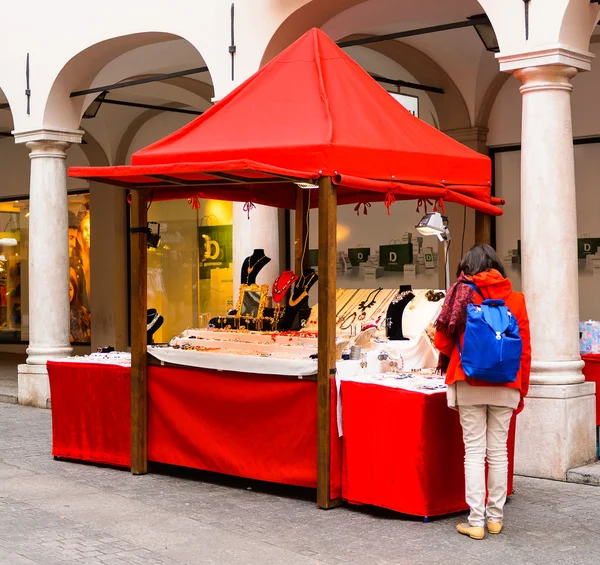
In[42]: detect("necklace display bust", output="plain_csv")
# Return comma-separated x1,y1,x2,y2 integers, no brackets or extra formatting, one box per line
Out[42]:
278,269,318,331
386,285,414,341
241,249,271,285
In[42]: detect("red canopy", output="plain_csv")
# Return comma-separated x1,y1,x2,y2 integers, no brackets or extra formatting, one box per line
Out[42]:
70,28,501,215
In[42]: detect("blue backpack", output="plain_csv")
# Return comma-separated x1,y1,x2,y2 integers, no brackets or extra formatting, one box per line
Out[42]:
457,282,522,384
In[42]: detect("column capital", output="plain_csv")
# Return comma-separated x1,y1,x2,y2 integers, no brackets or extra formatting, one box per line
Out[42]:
13,127,84,147
498,44,594,73
514,64,578,95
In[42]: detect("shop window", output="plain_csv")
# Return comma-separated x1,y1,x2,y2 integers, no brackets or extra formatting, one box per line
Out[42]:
492,144,600,320
68,195,91,343
0,192,90,344
147,199,234,343
295,203,443,295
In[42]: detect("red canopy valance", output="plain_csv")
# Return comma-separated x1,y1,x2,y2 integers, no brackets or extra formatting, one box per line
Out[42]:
70,28,501,216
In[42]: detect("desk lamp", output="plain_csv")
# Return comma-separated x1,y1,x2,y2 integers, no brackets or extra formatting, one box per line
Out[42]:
415,212,451,290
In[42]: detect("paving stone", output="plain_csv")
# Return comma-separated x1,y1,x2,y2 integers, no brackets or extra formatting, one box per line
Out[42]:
1,402,600,564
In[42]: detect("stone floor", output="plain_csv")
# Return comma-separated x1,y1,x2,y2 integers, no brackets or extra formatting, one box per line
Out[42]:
1,403,600,564
0,353,23,403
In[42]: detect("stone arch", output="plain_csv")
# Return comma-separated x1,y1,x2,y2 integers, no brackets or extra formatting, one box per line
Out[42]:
115,102,191,165
79,129,109,167
43,32,214,132
343,35,471,131
475,72,510,130
261,0,367,66
0,87,15,134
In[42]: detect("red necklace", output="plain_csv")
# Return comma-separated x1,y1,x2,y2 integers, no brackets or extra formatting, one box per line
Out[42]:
272,271,299,303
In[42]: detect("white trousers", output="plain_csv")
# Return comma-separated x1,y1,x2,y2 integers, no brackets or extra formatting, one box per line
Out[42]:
458,404,514,527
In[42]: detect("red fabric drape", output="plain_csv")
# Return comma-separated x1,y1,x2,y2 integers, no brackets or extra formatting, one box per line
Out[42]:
148,366,342,498
341,381,515,517
47,361,131,467
582,354,600,426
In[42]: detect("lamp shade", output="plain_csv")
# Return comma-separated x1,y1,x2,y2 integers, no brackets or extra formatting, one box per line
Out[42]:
468,14,500,53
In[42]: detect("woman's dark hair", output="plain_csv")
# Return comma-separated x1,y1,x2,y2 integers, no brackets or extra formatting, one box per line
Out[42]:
456,244,506,278
69,274,82,309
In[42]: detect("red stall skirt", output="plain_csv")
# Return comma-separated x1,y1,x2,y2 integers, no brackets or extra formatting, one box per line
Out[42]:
47,361,131,468
47,361,341,498
147,365,342,499
341,381,515,517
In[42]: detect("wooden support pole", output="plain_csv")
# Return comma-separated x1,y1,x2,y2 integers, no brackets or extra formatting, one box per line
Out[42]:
294,187,310,274
130,189,148,475
475,211,491,245
317,176,340,509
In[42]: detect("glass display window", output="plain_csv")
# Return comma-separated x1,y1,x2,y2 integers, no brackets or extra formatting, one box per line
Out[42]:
147,198,234,343
0,191,90,344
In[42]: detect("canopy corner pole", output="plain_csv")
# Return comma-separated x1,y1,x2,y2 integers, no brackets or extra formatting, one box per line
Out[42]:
294,187,310,274
475,211,491,245
130,188,149,475
317,176,341,509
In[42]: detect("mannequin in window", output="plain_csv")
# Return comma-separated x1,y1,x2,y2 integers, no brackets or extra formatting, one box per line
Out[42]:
241,249,271,285
69,268,91,343
386,284,414,341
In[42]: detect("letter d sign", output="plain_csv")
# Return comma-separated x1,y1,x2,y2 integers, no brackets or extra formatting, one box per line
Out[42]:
389,252,397,262
584,243,591,252
358,253,364,260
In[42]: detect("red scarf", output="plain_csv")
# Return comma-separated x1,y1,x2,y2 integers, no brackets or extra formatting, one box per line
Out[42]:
435,273,475,373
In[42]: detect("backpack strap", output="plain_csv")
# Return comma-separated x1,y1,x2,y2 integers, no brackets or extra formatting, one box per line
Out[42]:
461,281,485,299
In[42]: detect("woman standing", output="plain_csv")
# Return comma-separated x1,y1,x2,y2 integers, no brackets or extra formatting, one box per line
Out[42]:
434,244,531,540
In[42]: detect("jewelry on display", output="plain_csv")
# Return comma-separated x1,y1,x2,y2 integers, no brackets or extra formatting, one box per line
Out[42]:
246,254,267,276
272,271,299,303
408,289,427,310
340,312,357,330
358,287,383,312
425,290,445,302
357,311,366,321
335,289,360,319
288,291,309,307
360,354,368,369
147,311,161,331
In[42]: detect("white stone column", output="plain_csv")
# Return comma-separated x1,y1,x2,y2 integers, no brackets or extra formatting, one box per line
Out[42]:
499,50,596,478
232,203,280,293
14,128,83,408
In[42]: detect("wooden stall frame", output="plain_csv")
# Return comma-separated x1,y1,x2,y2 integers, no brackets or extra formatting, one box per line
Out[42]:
317,176,340,509
128,179,340,508
130,189,149,475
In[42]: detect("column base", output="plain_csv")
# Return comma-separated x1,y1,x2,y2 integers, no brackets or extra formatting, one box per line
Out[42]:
515,383,597,480
26,345,72,365
18,364,51,409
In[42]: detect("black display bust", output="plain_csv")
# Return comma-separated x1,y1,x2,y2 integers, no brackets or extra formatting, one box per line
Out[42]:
386,285,414,341
147,308,164,345
241,249,271,285
278,269,318,331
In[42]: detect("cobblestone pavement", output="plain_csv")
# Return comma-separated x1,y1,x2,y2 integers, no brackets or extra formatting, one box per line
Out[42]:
1,403,599,565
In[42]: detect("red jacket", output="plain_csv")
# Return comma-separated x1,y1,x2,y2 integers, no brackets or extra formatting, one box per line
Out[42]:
434,270,531,408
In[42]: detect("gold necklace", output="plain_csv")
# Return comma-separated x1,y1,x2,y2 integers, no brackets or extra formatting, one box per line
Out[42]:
288,291,308,307
246,254,266,275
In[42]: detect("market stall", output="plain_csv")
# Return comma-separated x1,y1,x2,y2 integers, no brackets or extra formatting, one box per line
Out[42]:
64,27,504,510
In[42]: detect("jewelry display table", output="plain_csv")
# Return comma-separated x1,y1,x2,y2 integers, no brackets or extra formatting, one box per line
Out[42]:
47,360,342,498
340,379,516,518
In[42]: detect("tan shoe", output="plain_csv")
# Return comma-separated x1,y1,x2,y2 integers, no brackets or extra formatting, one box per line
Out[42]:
456,523,485,540
487,521,503,534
